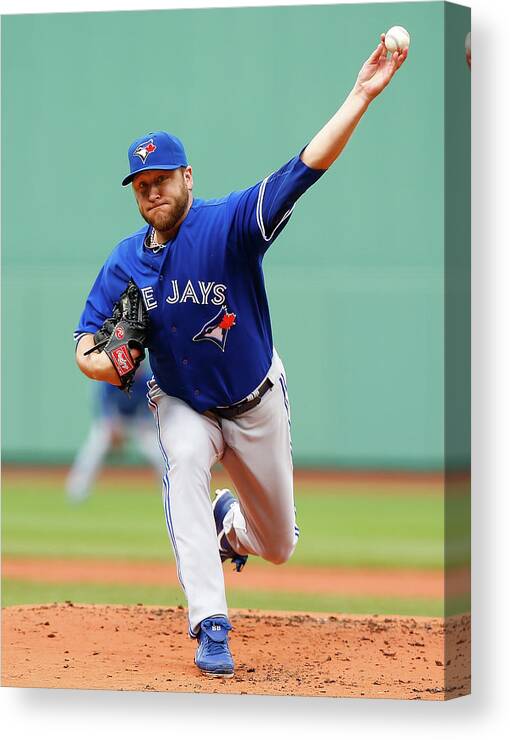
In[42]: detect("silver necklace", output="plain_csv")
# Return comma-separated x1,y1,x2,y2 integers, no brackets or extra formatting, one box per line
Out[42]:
149,228,166,253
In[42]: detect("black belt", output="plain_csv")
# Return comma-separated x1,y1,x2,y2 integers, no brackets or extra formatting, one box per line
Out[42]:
207,377,273,420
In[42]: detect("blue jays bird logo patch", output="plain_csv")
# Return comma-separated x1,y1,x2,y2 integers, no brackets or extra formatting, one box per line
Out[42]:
193,306,236,352
133,139,157,163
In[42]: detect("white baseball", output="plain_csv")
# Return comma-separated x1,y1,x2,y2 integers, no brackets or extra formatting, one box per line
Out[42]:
384,25,410,54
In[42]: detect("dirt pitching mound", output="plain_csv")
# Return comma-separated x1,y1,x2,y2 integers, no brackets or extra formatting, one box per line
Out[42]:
1,603,470,700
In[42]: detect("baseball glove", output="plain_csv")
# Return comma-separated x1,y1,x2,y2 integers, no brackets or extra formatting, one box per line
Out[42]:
84,278,149,393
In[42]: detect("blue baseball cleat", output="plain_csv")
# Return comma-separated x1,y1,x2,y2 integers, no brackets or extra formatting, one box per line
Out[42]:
212,489,248,572
195,616,234,677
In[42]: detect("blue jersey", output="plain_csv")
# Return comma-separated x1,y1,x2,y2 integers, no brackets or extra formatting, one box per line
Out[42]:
75,153,324,412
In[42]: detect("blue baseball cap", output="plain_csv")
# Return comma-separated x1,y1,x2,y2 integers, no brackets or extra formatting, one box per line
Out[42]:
122,130,188,186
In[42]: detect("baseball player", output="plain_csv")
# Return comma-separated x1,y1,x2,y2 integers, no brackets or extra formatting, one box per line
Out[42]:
74,37,407,677
66,364,164,503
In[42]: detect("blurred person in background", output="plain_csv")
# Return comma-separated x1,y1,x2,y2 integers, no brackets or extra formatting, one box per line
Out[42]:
66,363,164,503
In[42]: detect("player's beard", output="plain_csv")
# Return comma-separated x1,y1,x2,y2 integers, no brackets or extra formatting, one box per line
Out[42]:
141,181,190,234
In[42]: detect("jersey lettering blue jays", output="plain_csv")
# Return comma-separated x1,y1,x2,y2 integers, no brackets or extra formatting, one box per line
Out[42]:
75,152,324,412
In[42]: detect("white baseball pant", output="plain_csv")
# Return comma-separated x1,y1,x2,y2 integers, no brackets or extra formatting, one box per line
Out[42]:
147,349,298,635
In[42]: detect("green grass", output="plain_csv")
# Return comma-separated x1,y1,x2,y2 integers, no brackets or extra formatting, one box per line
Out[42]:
1,475,470,616
1,479,469,569
1,579,462,618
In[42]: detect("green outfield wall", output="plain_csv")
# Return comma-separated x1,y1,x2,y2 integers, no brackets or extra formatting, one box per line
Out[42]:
1,3,470,468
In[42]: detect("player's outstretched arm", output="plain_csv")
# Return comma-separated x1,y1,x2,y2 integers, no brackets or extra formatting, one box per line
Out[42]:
301,34,408,171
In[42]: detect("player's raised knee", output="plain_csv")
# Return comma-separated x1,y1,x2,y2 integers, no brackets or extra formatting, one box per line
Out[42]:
263,537,296,565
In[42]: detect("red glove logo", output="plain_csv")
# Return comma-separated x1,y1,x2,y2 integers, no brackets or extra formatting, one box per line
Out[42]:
111,346,134,376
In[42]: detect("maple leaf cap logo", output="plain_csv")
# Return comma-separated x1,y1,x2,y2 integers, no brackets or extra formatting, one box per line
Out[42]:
133,139,157,164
